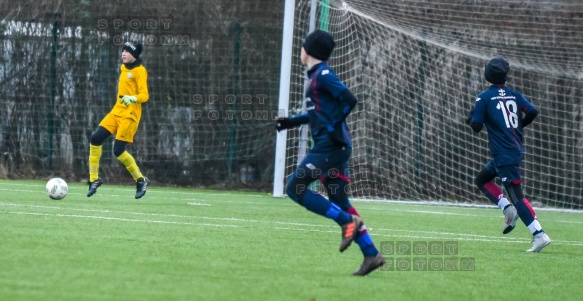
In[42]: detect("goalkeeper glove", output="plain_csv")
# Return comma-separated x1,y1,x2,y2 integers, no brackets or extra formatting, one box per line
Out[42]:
120,95,138,107
327,123,348,147
276,118,294,132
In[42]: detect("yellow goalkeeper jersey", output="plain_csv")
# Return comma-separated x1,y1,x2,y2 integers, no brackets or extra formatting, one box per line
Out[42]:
110,62,149,122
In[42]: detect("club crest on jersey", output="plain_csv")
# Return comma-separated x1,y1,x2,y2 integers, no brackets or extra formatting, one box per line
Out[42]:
321,69,330,75
498,89,506,96
127,72,133,79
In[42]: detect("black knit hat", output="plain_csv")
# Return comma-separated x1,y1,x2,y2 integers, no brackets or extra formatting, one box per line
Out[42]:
484,56,509,84
303,29,335,61
122,41,143,58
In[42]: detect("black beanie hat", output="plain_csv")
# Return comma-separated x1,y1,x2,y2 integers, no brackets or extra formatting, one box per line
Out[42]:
484,56,509,84
303,29,335,61
122,41,143,58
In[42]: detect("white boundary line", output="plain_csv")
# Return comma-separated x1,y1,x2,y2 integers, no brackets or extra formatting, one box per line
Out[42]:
7,211,241,227
1,182,581,213
352,198,583,214
2,202,582,247
1,196,582,225
1,201,580,224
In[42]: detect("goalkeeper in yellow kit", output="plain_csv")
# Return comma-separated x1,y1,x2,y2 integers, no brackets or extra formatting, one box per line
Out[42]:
87,41,150,199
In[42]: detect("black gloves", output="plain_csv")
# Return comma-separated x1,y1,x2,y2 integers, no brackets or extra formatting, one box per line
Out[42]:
276,118,294,132
466,109,484,133
276,116,347,147
275,115,309,132
522,108,538,128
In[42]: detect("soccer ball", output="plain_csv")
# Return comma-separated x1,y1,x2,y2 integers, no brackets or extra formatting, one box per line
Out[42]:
46,178,68,200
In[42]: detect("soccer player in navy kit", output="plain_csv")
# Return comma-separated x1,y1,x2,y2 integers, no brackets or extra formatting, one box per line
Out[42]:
468,56,551,252
276,30,385,275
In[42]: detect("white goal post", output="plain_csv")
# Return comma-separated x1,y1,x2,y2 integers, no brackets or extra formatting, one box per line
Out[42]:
273,0,583,209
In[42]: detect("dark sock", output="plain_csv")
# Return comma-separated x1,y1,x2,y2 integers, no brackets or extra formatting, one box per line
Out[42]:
355,232,379,256
302,190,351,225
347,206,379,256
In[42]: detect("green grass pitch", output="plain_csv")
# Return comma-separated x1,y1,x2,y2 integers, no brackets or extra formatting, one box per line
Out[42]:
1,179,582,301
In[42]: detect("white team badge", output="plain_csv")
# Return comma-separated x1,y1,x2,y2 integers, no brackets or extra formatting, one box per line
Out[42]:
127,72,133,79
498,89,506,96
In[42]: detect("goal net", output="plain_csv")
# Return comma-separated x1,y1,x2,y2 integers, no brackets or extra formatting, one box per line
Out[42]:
282,0,583,209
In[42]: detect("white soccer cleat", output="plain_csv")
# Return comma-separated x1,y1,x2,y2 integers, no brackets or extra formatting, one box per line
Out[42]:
527,232,551,252
502,206,519,234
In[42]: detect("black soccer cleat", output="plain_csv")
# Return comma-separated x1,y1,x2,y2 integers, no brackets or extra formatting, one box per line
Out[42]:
352,253,386,276
339,215,363,252
135,177,150,199
87,177,103,197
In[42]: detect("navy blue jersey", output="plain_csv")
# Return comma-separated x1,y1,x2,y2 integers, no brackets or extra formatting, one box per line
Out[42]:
471,85,537,166
290,62,352,152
